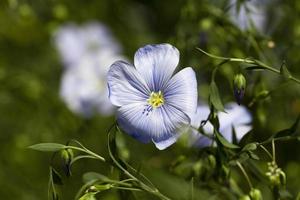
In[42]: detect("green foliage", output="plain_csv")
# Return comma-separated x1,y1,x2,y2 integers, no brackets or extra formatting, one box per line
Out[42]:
28,143,67,152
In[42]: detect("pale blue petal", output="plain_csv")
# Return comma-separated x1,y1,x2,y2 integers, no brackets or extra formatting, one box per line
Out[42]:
234,125,252,141
153,134,179,150
191,105,211,129
134,44,179,91
218,103,252,142
188,105,214,148
107,61,150,107
116,103,190,149
189,129,213,148
163,67,198,120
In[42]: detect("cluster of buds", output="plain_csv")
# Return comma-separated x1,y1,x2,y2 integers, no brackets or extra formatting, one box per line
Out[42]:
239,188,262,200
265,161,286,187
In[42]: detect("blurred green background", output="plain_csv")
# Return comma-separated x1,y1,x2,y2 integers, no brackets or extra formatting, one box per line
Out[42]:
0,0,300,199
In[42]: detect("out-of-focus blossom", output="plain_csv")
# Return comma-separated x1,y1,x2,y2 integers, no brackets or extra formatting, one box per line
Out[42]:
55,22,124,117
54,22,121,67
60,52,124,117
107,44,198,150
229,0,267,33
189,102,252,147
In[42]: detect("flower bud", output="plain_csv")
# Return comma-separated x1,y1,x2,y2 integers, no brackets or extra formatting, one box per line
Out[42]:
250,188,263,200
233,74,246,105
207,155,216,170
266,161,286,187
60,148,73,177
239,195,251,200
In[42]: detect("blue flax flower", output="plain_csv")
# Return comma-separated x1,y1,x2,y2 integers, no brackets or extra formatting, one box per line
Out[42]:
107,44,198,150
189,102,252,147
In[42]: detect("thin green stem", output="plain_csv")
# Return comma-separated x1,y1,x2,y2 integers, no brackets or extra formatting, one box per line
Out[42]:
272,139,276,162
196,48,300,85
236,161,253,190
259,135,299,145
258,145,273,161
107,129,171,200
112,186,143,192
67,146,105,162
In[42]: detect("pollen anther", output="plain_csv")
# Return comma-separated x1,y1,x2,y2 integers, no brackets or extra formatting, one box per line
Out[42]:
147,91,164,108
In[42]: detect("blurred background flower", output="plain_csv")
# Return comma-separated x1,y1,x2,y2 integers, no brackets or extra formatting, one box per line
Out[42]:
55,22,125,117
189,102,252,147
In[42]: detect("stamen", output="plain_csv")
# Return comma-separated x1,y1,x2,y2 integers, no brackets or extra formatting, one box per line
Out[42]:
142,91,165,116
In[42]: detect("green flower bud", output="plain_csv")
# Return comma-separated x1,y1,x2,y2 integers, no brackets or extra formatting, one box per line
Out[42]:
250,188,263,200
60,148,73,177
239,195,251,200
265,161,286,187
207,155,216,169
233,74,247,105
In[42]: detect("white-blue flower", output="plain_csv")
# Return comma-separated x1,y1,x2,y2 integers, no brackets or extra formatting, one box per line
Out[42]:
190,102,252,147
107,44,198,150
54,22,121,67
229,0,267,33
60,51,124,117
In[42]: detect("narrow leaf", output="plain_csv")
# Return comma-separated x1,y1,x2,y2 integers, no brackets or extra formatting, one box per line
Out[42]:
83,172,110,183
242,143,257,152
215,130,239,149
209,81,225,112
245,65,265,71
52,168,63,185
28,143,66,152
270,114,300,140
280,63,291,79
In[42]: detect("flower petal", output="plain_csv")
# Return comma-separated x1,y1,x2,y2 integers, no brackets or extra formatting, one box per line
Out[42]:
234,124,252,141
189,129,213,148
116,103,190,149
134,44,179,91
219,103,252,132
218,103,252,142
163,67,198,120
107,61,150,107
153,134,179,150
188,105,214,148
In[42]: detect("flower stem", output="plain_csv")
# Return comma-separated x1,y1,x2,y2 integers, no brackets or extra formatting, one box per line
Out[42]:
258,144,273,161
272,139,276,162
236,161,253,190
67,146,105,162
196,48,300,85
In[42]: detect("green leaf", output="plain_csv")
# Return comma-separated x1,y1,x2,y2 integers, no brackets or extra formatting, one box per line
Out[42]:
245,65,265,71
242,143,257,152
83,172,110,183
51,168,63,185
280,63,292,79
271,114,300,139
215,130,239,149
248,151,260,160
209,81,225,111
28,143,66,152
79,192,97,200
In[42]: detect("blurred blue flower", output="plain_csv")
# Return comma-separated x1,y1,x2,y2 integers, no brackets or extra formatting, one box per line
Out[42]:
229,0,268,33
60,52,124,117
107,44,198,150
53,22,121,67
55,22,125,117
189,102,252,148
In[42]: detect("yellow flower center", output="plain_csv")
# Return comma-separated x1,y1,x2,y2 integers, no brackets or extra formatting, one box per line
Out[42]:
147,91,164,108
